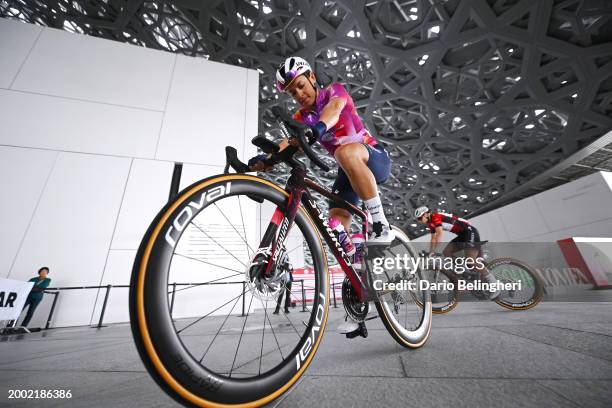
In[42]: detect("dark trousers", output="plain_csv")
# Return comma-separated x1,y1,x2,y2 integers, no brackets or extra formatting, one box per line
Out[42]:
21,297,42,327
275,281,292,312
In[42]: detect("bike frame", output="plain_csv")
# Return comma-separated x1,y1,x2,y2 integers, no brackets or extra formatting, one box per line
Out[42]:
254,164,371,302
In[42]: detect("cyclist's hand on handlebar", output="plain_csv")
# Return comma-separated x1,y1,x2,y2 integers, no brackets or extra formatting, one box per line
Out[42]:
309,121,327,143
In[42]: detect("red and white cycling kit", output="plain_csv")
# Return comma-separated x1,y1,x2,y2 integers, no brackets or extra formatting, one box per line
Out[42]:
427,212,471,234
427,212,481,248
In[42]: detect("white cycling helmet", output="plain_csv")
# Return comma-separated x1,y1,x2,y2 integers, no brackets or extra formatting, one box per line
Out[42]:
276,56,312,92
414,206,430,219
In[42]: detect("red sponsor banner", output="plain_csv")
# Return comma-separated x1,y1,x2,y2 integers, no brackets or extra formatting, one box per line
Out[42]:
557,238,612,288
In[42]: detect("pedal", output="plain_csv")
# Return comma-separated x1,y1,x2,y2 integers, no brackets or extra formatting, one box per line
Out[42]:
345,323,368,339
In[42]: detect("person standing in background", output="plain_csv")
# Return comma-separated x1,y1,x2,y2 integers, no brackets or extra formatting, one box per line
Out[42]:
20,267,52,327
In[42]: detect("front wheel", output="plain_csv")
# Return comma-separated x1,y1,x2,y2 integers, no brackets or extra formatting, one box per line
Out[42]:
489,258,544,310
417,268,459,314
373,226,433,348
129,174,329,407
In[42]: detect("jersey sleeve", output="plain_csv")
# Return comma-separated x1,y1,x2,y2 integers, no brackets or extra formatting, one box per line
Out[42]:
430,213,443,228
327,83,350,102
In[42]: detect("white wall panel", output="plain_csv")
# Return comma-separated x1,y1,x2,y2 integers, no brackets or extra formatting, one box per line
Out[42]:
243,69,260,161
51,291,99,328
496,197,550,240
90,249,135,325
0,146,57,277
602,171,612,190
0,18,42,88
178,163,224,191
111,159,174,250
528,218,612,242
156,55,248,165
11,26,175,111
534,172,612,232
464,171,612,243
1,22,260,327
0,89,162,158
9,152,131,288
470,211,510,242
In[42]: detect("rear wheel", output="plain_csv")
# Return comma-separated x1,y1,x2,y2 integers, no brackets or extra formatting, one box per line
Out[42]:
373,226,432,348
129,174,329,407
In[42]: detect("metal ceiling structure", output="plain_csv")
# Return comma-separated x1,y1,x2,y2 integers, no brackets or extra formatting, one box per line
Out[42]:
2,0,612,237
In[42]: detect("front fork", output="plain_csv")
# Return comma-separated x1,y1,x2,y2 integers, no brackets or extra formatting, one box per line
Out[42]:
248,171,305,281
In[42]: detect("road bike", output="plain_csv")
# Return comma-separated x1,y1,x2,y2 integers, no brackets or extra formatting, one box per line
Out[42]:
129,107,432,407
417,243,545,313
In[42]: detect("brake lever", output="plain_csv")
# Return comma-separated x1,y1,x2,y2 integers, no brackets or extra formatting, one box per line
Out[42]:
224,146,250,174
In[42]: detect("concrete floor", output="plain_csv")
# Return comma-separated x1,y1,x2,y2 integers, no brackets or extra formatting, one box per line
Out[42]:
1,301,612,408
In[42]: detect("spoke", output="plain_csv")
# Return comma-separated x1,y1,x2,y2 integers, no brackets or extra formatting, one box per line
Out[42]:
231,289,301,374
199,285,246,363
173,253,244,275
264,300,285,360
285,285,312,314
168,272,243,295
177,287,252,334
190,221,247,268
285,242,305,255
214,201,255,257
229,340,291,373
277,287,303,339
237,196,254,258
259,298,267,375
257,292,288,372
229,292,255,377
279,305,303,338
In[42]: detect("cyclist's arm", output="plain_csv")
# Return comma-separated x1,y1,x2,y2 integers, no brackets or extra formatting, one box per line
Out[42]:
318,96,347,129
260,98,346,156
429,226,443,254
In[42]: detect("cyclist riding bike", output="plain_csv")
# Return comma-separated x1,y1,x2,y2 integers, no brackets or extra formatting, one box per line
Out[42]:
414,206,500,299
249,56,395,337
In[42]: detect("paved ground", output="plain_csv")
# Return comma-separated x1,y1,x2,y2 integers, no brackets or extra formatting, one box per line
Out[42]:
1,301,612,407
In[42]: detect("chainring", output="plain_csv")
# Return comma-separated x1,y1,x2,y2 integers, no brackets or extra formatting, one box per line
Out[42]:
341,276,369,322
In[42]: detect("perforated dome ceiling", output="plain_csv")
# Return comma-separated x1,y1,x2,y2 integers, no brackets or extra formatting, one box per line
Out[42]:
2,0,612,237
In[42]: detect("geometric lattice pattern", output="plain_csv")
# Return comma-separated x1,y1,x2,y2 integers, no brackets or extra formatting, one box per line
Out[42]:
2,0,612,237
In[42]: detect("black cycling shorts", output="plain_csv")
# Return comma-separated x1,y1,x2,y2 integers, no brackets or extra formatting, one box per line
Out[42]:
450,226,481,249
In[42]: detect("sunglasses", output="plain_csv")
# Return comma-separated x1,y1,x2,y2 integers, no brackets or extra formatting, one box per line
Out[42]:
276,70,302,92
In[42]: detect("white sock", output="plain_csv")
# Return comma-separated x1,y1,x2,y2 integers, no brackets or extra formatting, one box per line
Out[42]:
364,195,388,226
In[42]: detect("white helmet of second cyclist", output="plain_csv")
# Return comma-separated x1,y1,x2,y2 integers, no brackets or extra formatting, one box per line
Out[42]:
414,206,430,219
276,56,312,92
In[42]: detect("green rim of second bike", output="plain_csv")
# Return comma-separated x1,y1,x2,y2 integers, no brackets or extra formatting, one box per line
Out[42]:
489,258,544,310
